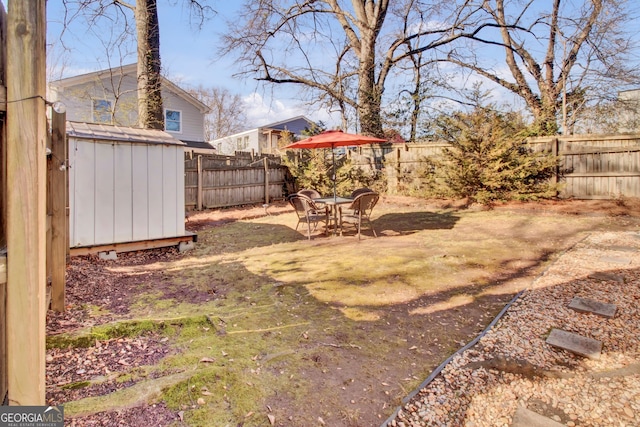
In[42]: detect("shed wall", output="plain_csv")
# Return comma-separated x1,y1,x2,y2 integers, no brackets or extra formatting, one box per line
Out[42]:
69,137,185,247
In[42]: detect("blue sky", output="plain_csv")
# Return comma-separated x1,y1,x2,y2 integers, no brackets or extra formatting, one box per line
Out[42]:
45,1,326,129
23,0,639,134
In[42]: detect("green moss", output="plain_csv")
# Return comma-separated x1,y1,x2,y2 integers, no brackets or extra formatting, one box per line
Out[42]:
60,381,91,390
46,316,211,349
82,304,111,317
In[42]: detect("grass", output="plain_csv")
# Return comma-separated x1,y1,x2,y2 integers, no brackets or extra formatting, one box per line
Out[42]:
54,200,637,426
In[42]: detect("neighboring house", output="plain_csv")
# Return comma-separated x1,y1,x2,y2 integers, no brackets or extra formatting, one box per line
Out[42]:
618,88,640,133
211,115,315,155
48,63,215,154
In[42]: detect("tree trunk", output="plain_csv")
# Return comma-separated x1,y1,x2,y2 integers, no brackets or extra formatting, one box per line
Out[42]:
135,0,163,130
357,43,384,137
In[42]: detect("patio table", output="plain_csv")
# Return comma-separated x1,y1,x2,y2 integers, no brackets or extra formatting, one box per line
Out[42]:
315,197,353,235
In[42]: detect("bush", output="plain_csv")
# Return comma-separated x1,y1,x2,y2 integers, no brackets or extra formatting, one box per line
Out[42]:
428,106,559,204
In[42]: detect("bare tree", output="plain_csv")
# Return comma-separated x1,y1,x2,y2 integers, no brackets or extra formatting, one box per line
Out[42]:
131,0,163,129
437,0,639,135
58,0,215,129
222,0,484,138
187,85,247,140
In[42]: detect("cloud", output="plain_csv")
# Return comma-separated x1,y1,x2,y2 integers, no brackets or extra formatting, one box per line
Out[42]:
242,92,302,126
242,92,343,129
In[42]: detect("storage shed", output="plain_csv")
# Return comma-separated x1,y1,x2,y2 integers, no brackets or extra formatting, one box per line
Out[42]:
67,122,194,254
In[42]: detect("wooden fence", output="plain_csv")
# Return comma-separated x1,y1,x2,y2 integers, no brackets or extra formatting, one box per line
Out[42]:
185,153,289,210
528,134,640,199
382,135,640,199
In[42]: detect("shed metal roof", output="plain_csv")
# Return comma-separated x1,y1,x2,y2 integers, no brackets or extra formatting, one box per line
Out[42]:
66,121,186,146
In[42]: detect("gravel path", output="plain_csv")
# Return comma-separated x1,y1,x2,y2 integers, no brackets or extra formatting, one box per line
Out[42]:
388,231,640,427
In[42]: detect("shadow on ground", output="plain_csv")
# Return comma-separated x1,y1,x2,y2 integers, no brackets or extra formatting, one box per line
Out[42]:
373,211,460,236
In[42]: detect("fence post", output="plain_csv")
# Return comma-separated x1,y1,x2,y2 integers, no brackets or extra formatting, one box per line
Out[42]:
263,157,269,204
196,155,202,210
552,137,559,188
50,110,66,312
6,0,47,405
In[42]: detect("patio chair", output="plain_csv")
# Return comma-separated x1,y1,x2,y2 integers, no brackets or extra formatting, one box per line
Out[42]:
289,194,329,240
351,187,373,198
339,192,380,240
297,188,329,216
298,188,322,199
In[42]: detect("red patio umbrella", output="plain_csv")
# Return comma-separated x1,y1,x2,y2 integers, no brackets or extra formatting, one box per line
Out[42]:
284,130,387,198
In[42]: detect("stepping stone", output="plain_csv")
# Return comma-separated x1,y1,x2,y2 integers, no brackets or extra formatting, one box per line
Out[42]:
98,250,117,260
589,271,624,283
511,407,564,427
568,297,617,318
546,329,602,360
598,256,631,265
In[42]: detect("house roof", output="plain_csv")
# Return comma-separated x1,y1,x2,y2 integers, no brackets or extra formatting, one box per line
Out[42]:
261,115,314,131
67,121,186,146
182,140,216,151
210,116,316,144
50,63,211,114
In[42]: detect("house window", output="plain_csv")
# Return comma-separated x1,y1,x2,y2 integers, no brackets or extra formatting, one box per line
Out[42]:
235,136,249,151
92,99,112,124
165,109,182,133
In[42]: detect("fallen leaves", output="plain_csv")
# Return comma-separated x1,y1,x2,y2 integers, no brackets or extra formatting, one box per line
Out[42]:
45,333,168,406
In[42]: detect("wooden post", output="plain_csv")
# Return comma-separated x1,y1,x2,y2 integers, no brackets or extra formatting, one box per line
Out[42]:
552,138,559,186
50,110,66,312
0,2,6,404
196,154,202,210
263,156,269,204
0,255,5,404
6,0,47,405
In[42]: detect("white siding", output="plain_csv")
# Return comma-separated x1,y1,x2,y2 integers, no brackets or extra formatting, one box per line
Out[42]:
114,144,133,242
211,129,260,155
132,146,150,241
69,139,96,246
54,75,138,125
162,90,205,142
50,71,206,141
147,145,164,239
69,137,186,247
94,142,115,244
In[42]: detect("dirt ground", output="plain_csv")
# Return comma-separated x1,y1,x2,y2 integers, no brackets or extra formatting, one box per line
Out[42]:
46,196,640,426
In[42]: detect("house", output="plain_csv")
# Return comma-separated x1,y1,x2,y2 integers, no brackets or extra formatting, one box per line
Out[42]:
47,63,216,154
211,115,315,155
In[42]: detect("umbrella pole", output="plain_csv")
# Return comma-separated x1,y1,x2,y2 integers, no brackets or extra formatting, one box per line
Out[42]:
332,146,336,200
